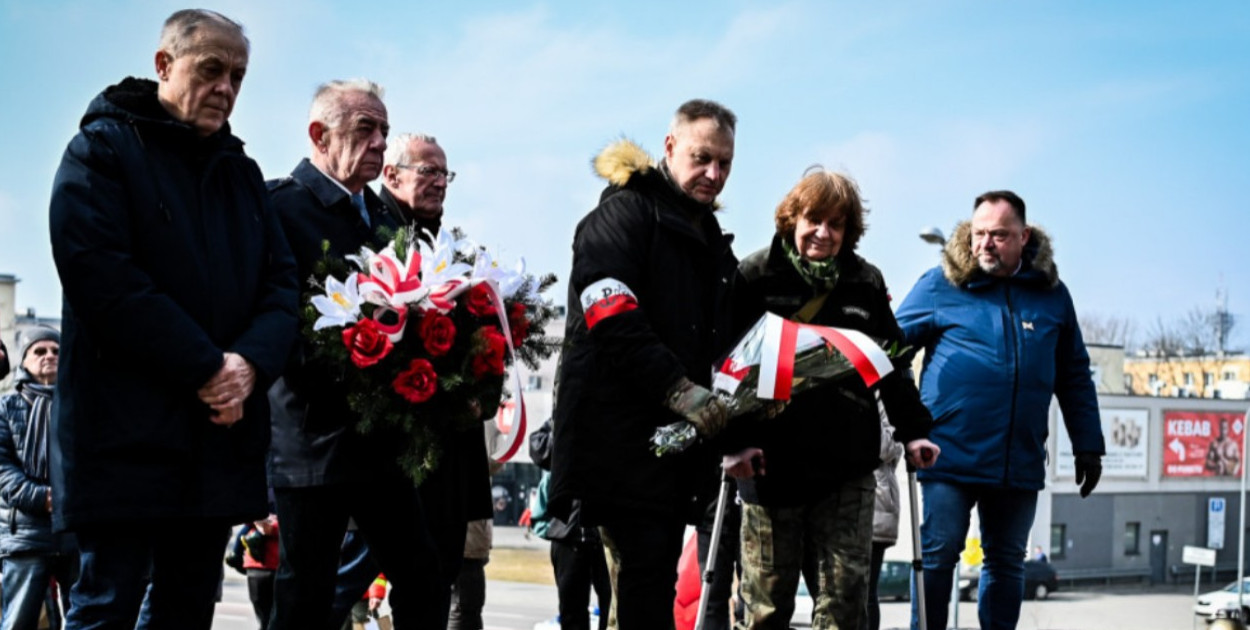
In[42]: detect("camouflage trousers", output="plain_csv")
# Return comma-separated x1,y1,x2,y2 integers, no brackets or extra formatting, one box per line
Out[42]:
737,474,875,630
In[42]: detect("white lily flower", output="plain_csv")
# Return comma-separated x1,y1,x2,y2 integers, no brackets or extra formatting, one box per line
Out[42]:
473,249,529,299
421,229,473,287
311,273,362,330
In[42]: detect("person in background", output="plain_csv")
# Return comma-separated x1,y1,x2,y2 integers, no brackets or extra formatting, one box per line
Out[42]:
867,405,903,630
531,419,611,630
243,512,280,629
0,328,78,630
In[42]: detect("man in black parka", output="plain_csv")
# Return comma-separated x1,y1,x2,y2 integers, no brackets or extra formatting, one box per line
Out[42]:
266,81,444,630
551,99,740,628
48,10,298,629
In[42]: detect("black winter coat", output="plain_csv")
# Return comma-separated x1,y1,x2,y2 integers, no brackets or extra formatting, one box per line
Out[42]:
48,78,299,530
0,380,73,555
732,236,932,507
551,140,737,525
267,160,411,487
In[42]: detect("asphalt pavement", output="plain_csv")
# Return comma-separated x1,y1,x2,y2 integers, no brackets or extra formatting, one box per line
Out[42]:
212,527,1211,630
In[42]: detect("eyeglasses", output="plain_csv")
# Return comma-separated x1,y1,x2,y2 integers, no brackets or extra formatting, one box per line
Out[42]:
31,347,58,356
397,164,456,183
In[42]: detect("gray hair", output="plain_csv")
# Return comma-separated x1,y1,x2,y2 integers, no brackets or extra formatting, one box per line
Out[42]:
669,99,737,138
383,133,440,167
159,9,248,57
308,79,386,129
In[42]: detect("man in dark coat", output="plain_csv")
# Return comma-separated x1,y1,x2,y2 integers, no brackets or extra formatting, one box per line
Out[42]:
48,10,298,629
266,81,445,630
327,132,493,627
551,99,740,628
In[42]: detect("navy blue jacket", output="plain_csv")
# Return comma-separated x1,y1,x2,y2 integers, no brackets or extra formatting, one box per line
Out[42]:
895,223,1105,490
266,159,407,487
48,78,299,530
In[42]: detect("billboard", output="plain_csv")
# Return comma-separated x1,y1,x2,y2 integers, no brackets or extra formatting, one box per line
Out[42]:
1162,410,1245,478
1057,408,1149,478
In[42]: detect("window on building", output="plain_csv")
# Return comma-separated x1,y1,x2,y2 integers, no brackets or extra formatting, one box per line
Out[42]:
1184,372,1195,386
1204,372,1215,387
1125,522,1141,555
1224,370,1238,381
525,375,544,391
1050,524,1066,560
1148,374,1158,386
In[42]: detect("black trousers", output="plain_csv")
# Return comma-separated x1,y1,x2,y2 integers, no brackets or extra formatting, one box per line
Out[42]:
269,478,443,630
448,558,488,630
599,515,685,630
866,541,889,630
246,568,275,629
551,533,612,630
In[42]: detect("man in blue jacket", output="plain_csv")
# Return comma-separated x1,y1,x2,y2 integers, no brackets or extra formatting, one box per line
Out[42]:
895,190,1105,630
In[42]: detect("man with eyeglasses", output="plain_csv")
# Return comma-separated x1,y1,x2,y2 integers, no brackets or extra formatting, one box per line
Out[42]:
895,190,1105,630
378,134,454,242
326,132,495,629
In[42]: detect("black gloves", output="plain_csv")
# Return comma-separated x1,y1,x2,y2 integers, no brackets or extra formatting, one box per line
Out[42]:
1074,452,1102,498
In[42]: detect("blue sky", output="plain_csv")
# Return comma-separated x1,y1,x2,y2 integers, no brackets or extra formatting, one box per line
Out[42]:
2,1,1247,347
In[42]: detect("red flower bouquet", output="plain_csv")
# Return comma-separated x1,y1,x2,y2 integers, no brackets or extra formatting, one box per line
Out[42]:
305,227,560,482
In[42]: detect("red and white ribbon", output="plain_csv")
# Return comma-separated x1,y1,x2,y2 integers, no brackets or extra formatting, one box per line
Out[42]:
755,313,894,400
472,278,528,463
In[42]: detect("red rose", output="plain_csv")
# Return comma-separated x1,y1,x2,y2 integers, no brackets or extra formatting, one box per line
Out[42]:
507,302,530,348
471,327,508,379
419,310,456,357
342,318,393,368
393,358,438,403
466,283,498,317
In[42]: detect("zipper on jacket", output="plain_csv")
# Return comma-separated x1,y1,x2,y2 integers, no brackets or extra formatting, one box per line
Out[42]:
1003,283,1020,486
127,120,173,222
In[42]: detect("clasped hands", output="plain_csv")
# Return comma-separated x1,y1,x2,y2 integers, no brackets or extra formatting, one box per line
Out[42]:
199,352,256,427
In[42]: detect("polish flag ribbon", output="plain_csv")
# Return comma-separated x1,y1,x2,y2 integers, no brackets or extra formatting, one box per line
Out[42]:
754,313,894,400
471,278,528,462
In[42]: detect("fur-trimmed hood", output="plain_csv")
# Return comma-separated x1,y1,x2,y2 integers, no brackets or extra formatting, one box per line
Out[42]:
941,221,1059,288
593,138,654,186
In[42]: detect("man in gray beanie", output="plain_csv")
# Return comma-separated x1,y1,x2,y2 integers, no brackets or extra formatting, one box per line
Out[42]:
0,327,78,629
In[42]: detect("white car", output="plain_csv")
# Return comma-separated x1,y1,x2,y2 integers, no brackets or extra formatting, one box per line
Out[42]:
1194,577,1250,621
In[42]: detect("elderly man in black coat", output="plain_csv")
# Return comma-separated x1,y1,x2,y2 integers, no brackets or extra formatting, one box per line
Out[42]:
266,80,446,630
48,10,298,629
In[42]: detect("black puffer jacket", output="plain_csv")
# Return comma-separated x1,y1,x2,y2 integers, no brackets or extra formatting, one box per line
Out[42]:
0,372,72,555
48,78,299,530
550,140,738,525
732,236,931,507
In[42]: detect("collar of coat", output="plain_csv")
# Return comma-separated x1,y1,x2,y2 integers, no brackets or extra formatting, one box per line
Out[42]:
591,138,722,213
941,220,1059,289
378,185,441,244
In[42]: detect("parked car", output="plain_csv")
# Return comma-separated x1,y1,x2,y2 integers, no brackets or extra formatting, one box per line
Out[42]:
792,560,913,626
959,560,1058,601
1194,577,1250,622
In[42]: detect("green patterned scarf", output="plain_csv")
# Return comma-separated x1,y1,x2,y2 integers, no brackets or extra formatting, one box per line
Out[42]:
782,238,839,293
